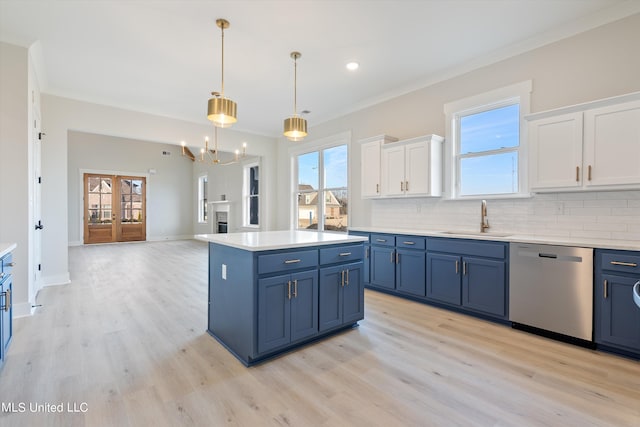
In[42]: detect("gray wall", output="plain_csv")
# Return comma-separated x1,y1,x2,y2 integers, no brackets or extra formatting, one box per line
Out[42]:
68,131,194,243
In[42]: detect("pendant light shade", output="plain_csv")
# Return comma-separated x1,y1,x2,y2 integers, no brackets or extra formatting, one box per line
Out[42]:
283,51,307,141
208,18,237,128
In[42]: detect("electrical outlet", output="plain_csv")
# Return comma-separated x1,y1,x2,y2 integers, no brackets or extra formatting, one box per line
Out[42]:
222,264,227,280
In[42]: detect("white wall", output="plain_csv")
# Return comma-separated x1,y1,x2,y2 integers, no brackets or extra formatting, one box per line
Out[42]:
41,95,278,289
276,13,640,239
68,131,194,244
0,42,37,317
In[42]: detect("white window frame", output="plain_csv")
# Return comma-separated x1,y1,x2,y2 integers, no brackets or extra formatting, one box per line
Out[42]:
197,174,208,224
289,131,351,232
444,80,532,199
242,159,260,228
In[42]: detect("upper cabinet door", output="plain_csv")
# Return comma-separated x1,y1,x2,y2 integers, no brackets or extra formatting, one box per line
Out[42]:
404,140,430,196
361,140,382,198
528,112,583,191
584,99,640,188
380,144,406,197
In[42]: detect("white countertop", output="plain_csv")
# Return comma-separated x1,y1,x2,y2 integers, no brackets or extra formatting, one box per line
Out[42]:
349,227,640,251
195,231,367,251
0,242,17,259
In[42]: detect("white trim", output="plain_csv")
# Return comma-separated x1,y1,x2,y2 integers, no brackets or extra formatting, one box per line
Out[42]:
197,173,208,224
444,81,532,199
40,272,71,287
242,158,261,228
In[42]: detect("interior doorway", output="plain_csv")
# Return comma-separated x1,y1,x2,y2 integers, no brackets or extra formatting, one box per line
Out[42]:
83,174,146,244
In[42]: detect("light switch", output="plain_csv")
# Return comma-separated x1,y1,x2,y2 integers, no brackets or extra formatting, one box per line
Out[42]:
221,264,227,280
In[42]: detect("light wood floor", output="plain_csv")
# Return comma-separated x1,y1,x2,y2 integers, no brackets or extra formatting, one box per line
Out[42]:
1,240,638,426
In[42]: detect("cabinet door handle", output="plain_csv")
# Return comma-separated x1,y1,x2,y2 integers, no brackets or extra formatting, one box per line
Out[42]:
3,289,10,312
603,279,608,299
402,241,415,245
390,251,394,263
610,261,638,267
588,165,592,181
463,261,467,276
293,279,298,298
400,181,404,192
0,272,4,280
284,259,301,264
7,262,15,267
340,270,345,287
287,280,292,300
455,260,459,274
405,181,409,192
339,252,352,257
376,183,379,193
395,252,399,264
365,247,369,259
345,270,349,286
576,166,580,182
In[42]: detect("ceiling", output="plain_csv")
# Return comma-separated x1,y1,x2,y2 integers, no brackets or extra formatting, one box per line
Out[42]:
1,1,638,138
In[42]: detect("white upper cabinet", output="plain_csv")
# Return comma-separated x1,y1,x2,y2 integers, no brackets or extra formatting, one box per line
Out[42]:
584,99,640,188
527,93,640,192
380,135,443,198
360,135,397,198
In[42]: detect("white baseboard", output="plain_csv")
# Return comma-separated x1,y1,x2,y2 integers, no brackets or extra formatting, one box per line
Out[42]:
69,240,82,246
13,301,36,318
147,235,193,242
41,272,71,287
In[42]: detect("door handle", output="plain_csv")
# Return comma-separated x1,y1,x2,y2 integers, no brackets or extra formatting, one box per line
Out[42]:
293,279,298,298
603,279,608,299
35,221,44,230
340,270,345,287
287,280,292,300
455,260,459,274
463,261,467,276
2,289,10,312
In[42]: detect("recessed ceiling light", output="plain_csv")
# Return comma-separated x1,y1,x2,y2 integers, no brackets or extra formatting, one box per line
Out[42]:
346,61,359,71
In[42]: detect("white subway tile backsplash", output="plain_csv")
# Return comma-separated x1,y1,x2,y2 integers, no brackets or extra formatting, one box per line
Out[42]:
369,190,640,242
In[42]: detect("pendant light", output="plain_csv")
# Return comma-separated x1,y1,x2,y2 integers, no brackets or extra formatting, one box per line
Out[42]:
181,126,246,166
283,51,307,141
207,18,237,128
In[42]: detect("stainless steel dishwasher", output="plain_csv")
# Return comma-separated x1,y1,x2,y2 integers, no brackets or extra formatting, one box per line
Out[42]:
509,243,594,342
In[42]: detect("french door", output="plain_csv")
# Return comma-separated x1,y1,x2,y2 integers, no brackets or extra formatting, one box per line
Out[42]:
83,174,146,244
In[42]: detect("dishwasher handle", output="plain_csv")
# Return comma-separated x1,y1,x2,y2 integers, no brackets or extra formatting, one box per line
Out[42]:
538,253,558,259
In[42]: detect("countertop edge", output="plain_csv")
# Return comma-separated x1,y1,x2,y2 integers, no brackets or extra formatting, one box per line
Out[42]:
348,227,640,252
195,232,367,252
0,243,17,259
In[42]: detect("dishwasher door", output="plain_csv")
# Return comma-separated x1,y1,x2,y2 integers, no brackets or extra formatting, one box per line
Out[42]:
509,243,594,341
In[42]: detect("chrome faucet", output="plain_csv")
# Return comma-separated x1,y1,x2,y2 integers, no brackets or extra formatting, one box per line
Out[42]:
481,199,490,233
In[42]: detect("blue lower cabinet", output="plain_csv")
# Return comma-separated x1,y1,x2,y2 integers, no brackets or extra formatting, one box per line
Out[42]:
363,245,370,284
396,249,426,297
257,270,318,354
319,262,364,332
463,257,506,317
427,253,461,305
596,273,640,352
370,246,395,289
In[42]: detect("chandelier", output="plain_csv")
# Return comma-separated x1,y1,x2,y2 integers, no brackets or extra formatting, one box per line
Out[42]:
181,127,246,165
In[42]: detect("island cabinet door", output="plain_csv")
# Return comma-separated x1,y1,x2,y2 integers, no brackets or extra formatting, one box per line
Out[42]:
258,274,291,354
290,270,319,342
319,265,344,332
342,262,364,325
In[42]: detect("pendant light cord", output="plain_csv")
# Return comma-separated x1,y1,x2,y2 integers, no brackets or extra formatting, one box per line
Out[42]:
293,55,297,115
220,25,225,97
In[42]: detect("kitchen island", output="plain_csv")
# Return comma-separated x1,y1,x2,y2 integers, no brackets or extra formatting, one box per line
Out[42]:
196,231,367,366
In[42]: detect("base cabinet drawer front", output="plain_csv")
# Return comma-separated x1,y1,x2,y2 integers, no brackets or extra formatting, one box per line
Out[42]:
370,234,395,247
257,250,318,275
319,262,364,332
370,246,395,289
427,253,461,305
319,244,364,265
396,249,426,297
463,257,506,318
1,253,13,277
257,270,318,355
599,252,640,274
596,273,640,352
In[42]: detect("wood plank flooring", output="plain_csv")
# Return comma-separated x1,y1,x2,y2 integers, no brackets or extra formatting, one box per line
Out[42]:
0,240,638,426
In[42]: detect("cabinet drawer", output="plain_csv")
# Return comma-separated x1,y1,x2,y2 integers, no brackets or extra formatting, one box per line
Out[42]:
600,251,640,274
320,244,364,265
396,236,426,250
371,234,395,247
1,253,13,277
258,250,318,275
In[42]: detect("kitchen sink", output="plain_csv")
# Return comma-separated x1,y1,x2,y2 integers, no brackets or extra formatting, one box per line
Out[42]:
439,231,513,238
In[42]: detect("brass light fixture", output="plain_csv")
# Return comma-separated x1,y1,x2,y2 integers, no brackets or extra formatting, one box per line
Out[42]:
283,51,307,142
207,18,237,128
181,127,246,166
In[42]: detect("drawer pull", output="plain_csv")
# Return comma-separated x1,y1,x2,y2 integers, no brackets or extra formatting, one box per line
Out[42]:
6,262,15,267
339,252,352,257
284,259,301,264
402,241,415,245
376,239,387,243
610,261,637,267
